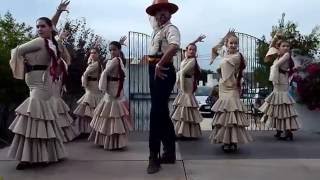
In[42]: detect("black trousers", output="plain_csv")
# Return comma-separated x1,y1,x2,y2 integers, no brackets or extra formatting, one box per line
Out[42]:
149,63,176,156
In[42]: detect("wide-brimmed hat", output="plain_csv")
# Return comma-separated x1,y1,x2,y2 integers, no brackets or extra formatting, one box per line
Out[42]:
146,0,179,16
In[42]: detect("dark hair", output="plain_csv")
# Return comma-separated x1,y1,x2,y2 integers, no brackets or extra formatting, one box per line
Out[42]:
186,43,201,92
89,47,103,78
237,53,246,93
37,17,61,59
109,41,126,97
37,17,65,83
110,41,122,49
109,41,126,66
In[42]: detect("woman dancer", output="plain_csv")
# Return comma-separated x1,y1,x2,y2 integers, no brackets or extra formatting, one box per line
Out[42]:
88,40,132,150
171,35,205,138
73,47,103,135
8,17,66,170
259,31,300,140
209,30,252,152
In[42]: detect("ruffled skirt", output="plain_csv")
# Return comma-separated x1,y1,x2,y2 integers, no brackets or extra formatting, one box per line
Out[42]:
73,91,103,134
88,94,132,150
209,95,252,144
259,84,300,131
53,97,80,142
172,93,202,138
8,97,66,162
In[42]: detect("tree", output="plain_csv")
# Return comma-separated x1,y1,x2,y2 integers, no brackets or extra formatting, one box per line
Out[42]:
0,12,34,104
61,18,109,59
0,12,35,143
271,13,320,57
254,35,272,88
254,13,320,87
56,18,109,96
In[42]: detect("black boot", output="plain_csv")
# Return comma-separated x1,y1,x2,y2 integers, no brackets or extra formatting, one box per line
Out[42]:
161,138,176,164
16,162,32,170
147,152,161,174
280,130,293,141
160,152,176,164
274,130,283,139
37,162,50,168
221,144,232,153
230,143,239,153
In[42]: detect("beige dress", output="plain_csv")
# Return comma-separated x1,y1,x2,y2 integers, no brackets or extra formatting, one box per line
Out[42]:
209,53,252,144
89,58,132,150
172,58,202,137
51,79,80,142
73,61,103,134
8,37,66,163
259,52,300,131
50,41,79,142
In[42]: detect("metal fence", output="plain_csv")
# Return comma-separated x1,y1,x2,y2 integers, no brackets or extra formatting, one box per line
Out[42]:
236,32,272,130
128,31,272,131
128,31,182,131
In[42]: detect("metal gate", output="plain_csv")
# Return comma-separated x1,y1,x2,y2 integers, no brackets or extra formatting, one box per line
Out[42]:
236,32,272,130
128,31,182,131
128,31,271,131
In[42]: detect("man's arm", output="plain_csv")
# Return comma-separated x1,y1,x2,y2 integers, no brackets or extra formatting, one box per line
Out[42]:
157,44,178,66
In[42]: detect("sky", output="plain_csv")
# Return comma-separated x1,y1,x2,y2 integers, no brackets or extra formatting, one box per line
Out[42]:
1,0,319,70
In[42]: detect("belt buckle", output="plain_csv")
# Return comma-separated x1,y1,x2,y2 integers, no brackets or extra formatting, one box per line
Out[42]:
148,56,160,64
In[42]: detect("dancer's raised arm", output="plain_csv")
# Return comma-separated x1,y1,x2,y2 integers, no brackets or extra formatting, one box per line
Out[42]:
51,0,70,27
265,31,283,63
190,34,206,45
210,29,235,64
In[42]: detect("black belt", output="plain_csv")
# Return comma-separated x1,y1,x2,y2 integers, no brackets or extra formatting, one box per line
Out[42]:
25,64,48,73
184,75,192,78
148,54,163,64
107,76,120,81
87,76,98,81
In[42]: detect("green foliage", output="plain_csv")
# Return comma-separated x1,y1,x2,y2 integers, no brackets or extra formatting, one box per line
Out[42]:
61,18,109,58
57,17,109,94
271,13,320,57
254,13,320,87
0,12,35,104
254,36,273,88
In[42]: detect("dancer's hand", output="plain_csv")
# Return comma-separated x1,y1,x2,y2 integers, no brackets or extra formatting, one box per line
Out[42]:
57,0,70,13
94,36,102,48
227,28,236,35
155,64,169,80
274,31,283,38
119,36,127,46
195,34,206,43
190,34,206,45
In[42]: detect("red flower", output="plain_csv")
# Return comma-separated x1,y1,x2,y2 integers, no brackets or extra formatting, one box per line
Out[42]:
306,63,320,75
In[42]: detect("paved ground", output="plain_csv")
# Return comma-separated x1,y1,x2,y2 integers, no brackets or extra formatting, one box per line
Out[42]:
1,104,319,179
1,131,320,180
